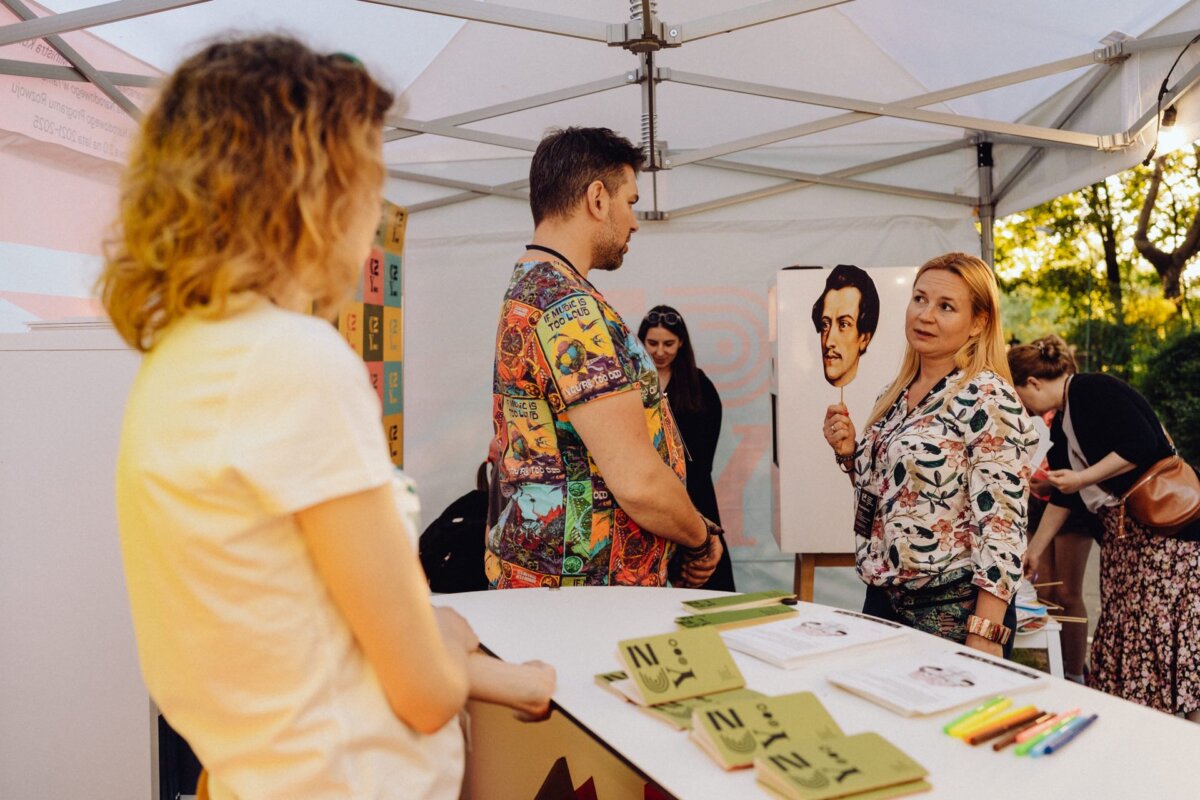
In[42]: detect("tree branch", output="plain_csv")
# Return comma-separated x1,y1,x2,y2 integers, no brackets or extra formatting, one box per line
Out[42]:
1134,158,1173,273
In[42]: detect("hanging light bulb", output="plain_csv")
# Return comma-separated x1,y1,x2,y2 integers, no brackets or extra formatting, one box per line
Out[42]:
1157,105,1188,155
1143,31,1200,165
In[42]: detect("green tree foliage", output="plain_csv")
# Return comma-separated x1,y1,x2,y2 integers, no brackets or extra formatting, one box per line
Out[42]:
995,145,1200,381
1141,332,1200,463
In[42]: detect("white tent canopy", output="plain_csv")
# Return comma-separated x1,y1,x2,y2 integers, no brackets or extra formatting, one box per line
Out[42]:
4,0,1200,587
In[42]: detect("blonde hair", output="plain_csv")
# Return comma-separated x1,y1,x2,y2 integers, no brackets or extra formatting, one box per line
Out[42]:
867,252,1012,426
97,36,394,351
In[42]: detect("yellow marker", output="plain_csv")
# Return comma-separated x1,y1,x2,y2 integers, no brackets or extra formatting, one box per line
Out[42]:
957,704,1038,740
948,697,1013,738
942,696,1005,734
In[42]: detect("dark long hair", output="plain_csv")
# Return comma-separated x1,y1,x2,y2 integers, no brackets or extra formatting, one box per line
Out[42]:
638,304,702,414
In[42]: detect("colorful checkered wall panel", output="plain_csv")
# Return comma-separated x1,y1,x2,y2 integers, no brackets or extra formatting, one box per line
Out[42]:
337,201,406,467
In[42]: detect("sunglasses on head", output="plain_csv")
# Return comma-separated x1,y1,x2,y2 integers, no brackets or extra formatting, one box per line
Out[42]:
644,310,681,326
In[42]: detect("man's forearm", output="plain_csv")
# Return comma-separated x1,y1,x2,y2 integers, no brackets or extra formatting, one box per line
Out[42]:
614,464,706,547
566,390,707,547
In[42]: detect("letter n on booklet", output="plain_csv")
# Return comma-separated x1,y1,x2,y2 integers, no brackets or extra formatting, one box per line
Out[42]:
615,627,745,706
754,732,930,800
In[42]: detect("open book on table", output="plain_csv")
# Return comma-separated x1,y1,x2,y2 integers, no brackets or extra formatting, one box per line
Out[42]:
826,649,1048,716
721,607,907,668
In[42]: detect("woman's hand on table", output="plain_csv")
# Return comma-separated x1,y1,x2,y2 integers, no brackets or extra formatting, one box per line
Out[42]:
434,607,480,653
466,655,557,722
510,660,557,722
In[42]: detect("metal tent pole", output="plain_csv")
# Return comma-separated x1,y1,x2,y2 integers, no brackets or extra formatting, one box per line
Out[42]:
977,139,996,268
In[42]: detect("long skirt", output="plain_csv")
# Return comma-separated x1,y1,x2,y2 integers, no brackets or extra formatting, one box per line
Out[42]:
1089,506,1200,714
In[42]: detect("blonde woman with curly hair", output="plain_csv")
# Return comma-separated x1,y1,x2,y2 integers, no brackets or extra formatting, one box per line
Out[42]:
822,253,1039,658
100,36,551,799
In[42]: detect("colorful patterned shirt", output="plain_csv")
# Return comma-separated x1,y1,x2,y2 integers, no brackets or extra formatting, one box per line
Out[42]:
486,257,687,588
852,369,1038,602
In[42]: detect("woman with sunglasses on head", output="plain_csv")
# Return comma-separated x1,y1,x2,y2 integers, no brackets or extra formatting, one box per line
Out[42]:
1008,335,1200,721
99,36,552,799
638,305,735,590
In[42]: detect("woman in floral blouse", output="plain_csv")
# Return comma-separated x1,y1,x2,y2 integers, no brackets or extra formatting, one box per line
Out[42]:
823,253,1038,658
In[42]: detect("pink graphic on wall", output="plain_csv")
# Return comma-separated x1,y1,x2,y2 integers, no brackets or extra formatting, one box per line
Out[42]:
715,423,771,548
665,287,770,410
653,288,772,550
0,290,102,320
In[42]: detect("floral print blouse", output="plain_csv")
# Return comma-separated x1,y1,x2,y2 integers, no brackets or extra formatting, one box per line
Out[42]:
852,369,1039,602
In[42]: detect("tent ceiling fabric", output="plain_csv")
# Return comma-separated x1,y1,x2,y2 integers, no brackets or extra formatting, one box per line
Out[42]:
7,0,1200,220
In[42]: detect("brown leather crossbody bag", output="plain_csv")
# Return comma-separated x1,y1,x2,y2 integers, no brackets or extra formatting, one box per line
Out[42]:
1116,450,1200,538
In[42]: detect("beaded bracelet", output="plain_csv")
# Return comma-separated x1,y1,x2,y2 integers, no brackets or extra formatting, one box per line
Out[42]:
682,518,718,558
835,453,854,474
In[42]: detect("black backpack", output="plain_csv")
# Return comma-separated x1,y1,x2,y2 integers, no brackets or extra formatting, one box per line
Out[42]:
418,489,489,593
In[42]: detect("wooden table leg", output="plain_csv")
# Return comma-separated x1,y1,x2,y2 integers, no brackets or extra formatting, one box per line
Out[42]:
794,554,817,602
793,553,857,603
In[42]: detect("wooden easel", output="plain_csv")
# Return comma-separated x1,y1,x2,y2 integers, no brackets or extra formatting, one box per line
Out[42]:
793,553,856,602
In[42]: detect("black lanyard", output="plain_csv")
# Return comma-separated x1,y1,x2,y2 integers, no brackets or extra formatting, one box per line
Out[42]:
525,244,579,274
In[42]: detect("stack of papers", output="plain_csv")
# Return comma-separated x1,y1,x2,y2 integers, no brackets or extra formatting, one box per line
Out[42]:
1014,578,1054,633
721,607,907,669
826,650,1048,716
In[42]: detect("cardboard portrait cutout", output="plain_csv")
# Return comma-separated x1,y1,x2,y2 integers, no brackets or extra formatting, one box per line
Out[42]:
811,264,880,391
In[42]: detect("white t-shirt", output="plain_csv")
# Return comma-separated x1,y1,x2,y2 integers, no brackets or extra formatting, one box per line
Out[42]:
115,296,463,799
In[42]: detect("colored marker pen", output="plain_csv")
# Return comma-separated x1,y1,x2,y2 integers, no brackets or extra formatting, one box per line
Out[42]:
948,698,1013,737
1015,713,1079,756
943,696,1006,734
1035,713,1098,756
1016,708,1080,743
964,705,1041,745
992,712,1054,751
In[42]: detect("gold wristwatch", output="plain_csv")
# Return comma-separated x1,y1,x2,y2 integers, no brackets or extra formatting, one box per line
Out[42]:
966,614,1012,645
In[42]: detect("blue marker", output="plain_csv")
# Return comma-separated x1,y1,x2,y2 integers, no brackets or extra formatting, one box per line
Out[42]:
1033,713,1098,756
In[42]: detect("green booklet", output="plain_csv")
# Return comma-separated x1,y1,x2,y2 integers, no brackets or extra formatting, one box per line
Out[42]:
594,671,764,730
681,589,796,613
637,687,766,731
675,604,798,631
690,691,844,770
754,732,930,800
593,670,630,699
615,626,745,706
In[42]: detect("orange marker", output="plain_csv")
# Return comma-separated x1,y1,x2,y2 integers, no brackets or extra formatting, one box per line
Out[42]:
1016,708,1080,743
964,706,1042,745
992,712,1054,751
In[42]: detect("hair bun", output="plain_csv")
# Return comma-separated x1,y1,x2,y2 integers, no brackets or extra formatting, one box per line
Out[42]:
1036,334,1068,361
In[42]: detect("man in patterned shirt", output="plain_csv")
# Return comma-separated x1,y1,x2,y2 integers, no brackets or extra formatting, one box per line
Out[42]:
486,127,723,589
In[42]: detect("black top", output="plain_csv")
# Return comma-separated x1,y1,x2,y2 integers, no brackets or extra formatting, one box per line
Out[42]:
1047,372,1173,505
669,369,723,524
666,368,735,591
